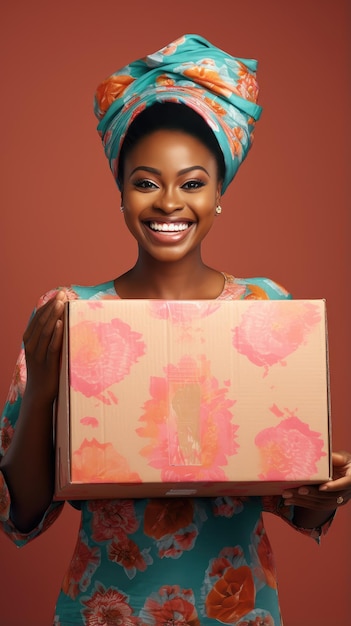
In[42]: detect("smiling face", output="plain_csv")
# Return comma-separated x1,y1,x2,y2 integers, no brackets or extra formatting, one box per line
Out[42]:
121,129,222,265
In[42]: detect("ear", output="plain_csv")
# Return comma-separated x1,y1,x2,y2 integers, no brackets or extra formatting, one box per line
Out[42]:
120,191,125,214
216,183,222,206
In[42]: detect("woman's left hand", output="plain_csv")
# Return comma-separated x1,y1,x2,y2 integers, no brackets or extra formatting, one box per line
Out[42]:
282,450,351,510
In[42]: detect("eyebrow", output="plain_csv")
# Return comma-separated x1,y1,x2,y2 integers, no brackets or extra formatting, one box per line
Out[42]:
129,165,210,177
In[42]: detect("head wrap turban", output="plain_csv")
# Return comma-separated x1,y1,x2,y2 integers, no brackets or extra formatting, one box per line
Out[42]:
94,34,262,193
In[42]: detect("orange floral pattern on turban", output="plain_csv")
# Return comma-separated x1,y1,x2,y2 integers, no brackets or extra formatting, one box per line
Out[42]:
94,34,262,193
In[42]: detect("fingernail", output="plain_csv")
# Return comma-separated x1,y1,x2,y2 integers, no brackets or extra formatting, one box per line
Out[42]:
298,487,309,495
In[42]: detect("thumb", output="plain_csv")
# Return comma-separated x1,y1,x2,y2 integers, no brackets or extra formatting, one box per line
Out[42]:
332,450,350,466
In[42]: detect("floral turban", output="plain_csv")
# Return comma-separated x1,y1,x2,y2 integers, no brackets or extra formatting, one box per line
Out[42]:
94,34,262,193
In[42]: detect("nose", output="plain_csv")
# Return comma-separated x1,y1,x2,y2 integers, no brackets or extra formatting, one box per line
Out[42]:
154,186,184,214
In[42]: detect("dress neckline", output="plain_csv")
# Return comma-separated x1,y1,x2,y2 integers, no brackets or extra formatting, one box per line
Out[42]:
111,273,236,301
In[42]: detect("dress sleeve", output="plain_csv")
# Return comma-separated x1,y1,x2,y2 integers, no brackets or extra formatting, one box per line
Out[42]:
0,292,66,546
0,469,63,547
262,495,335,544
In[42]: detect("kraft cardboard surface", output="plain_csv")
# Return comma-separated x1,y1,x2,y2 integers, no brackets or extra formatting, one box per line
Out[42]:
55,299,331,499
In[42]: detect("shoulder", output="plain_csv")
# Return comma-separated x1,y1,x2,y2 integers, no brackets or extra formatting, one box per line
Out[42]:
222,274,292,300
35,280,117,307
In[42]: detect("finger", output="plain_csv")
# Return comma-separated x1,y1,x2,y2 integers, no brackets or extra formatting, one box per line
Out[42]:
319,476,351,492
35,300,66,362
285,499,338,511
282,493,337,510
24,294,66,360
24,292,65,342
332,451,351,466
282,486,350,509
47,319,65,357
23,297,56,342
25,307,63,363
282,486,319,498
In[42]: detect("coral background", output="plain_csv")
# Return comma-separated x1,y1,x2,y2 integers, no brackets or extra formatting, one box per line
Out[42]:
1,1,350,624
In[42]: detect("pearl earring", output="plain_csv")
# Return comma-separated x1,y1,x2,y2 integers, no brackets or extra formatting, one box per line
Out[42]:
215,205,222,215
120,205,124,213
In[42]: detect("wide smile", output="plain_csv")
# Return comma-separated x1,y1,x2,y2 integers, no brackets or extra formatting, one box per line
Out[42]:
148,221,191,232
143,220,195,243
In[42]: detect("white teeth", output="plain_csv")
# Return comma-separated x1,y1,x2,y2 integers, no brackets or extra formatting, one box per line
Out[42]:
149,222,190,232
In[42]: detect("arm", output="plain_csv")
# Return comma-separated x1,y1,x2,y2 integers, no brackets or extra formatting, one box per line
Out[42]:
0,291,67,533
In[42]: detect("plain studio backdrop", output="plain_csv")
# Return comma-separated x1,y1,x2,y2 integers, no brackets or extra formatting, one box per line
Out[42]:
0,2,350,625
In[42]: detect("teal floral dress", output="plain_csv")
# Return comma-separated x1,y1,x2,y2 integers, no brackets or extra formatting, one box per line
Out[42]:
0,275,332,626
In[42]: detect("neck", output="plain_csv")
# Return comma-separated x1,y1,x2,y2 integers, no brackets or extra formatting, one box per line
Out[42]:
115,249,224,300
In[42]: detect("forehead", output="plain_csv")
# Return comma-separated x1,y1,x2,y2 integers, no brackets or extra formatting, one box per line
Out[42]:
124,129,218,169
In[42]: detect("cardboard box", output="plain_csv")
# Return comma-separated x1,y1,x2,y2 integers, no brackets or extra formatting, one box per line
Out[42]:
55,299,331,499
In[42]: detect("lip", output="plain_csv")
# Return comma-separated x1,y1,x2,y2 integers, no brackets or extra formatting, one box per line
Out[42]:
142,219,195,244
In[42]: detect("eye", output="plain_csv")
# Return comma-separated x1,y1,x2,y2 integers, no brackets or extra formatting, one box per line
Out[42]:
181,179,206,190
133,178,159,190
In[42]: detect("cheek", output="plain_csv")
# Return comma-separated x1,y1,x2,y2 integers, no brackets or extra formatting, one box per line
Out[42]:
122,210,138,233
123,191,145,215
196,192,218,215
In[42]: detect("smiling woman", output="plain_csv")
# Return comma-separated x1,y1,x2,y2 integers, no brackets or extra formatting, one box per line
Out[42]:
118,122,223,293
1,33,350,626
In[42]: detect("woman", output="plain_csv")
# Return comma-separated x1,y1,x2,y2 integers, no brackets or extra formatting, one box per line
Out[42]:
1,34,350,626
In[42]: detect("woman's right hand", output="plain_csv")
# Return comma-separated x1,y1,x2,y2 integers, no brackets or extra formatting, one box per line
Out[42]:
23,290,68,405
